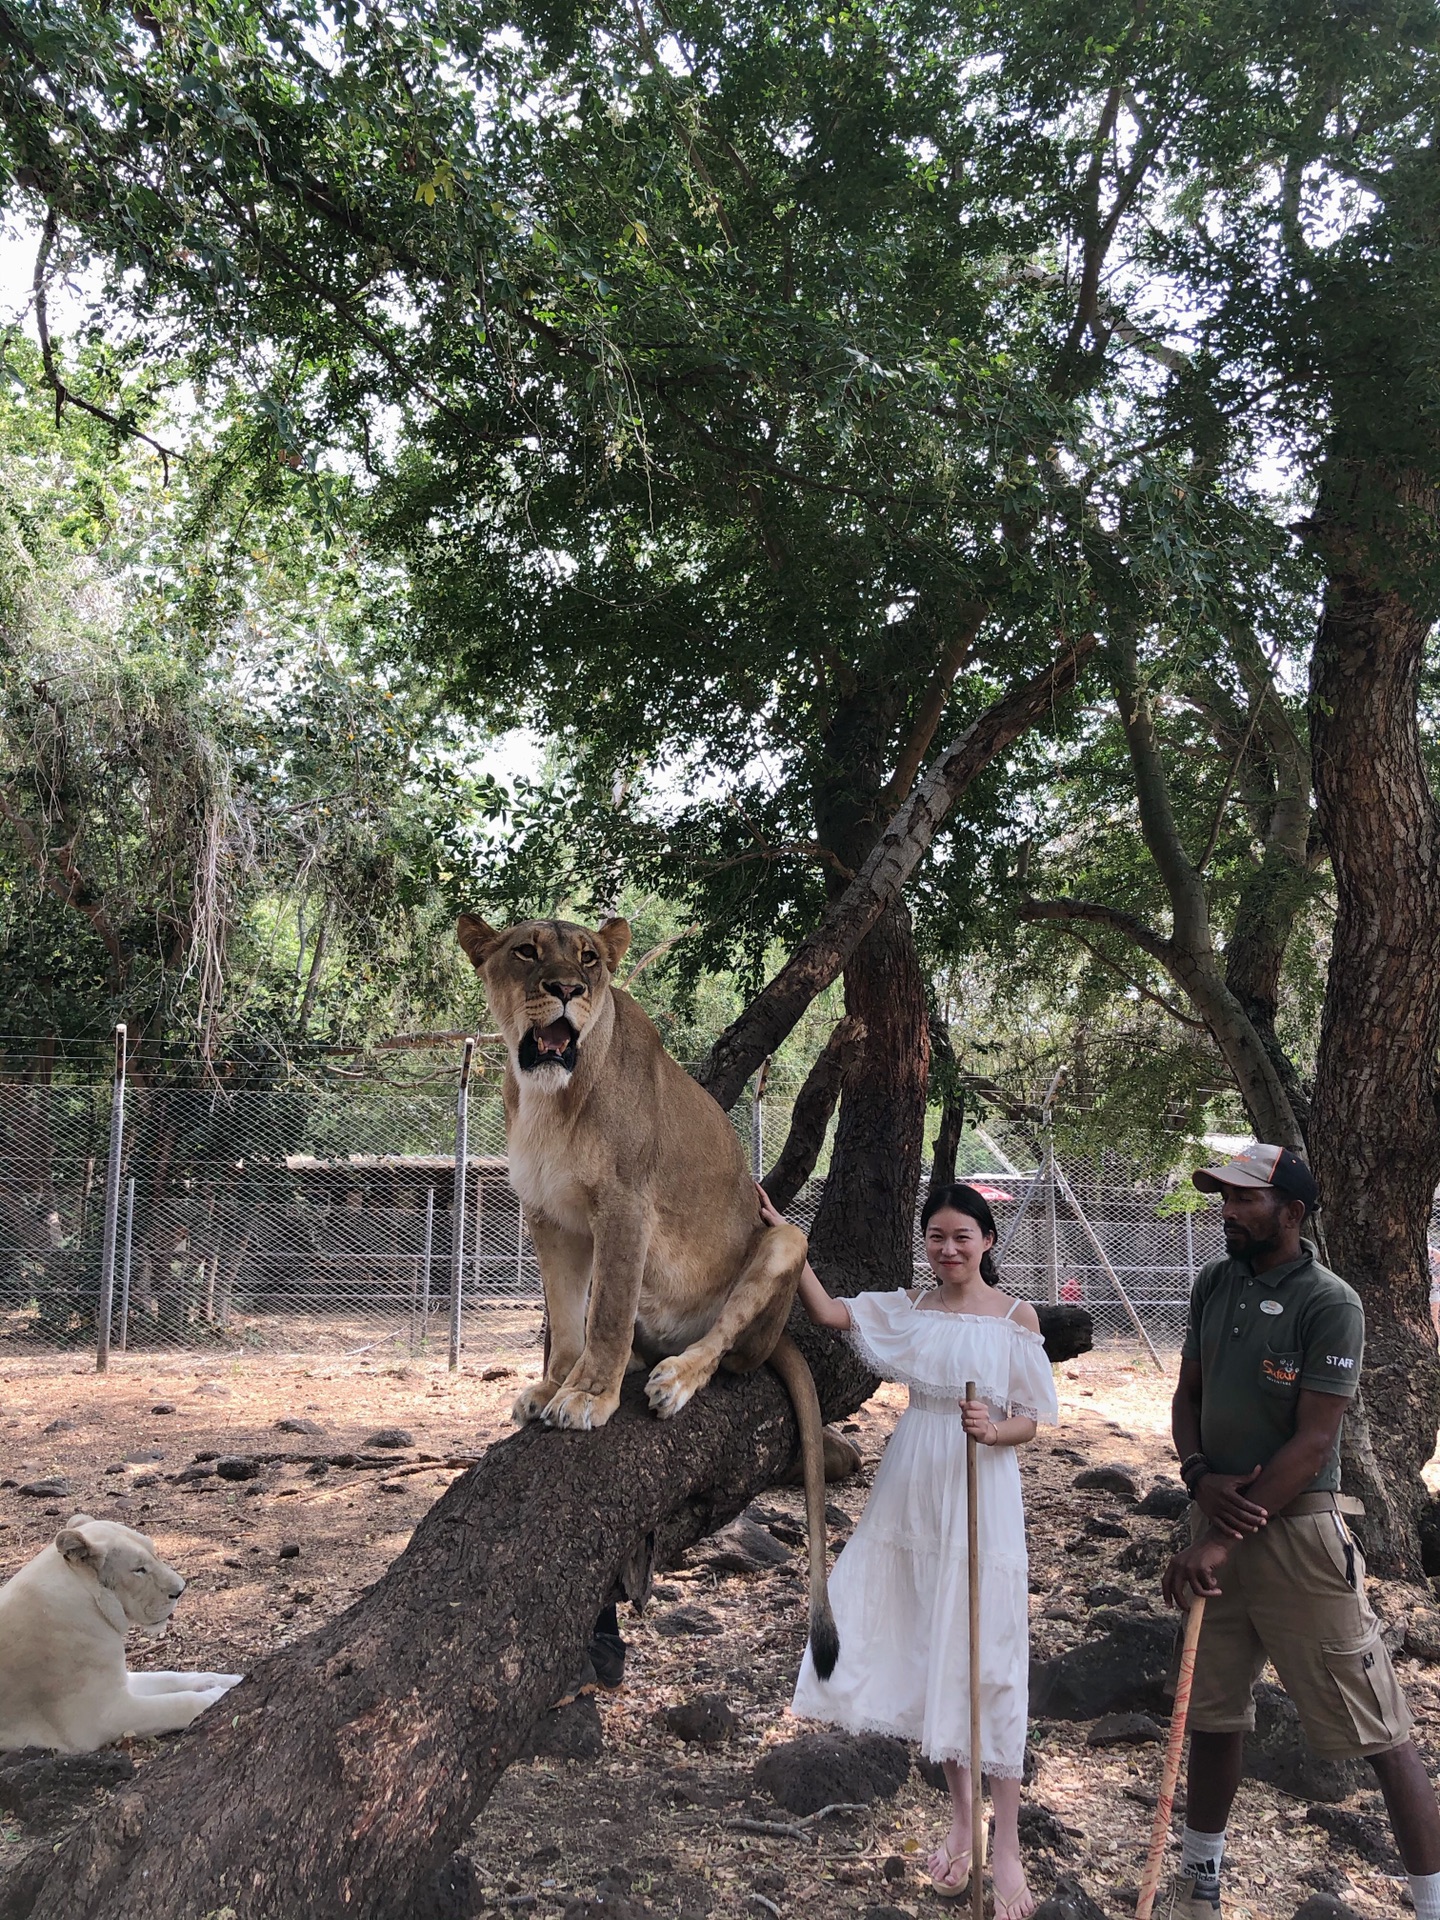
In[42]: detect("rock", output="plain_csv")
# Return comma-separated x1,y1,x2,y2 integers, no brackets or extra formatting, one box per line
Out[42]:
663,1693,739,1743
694,1517,792,1575
1404,1603,1440,1662
176,1462,214,1483
1083,1583,1130,1609
1292,1895,1364,1920
1086,1712,1163,1747
1242,1684,1365,1802
481,1365,514,1381
123,1449,165,1465
1137,1482,1191,1520
1115,1536,1171,1579
1084,1513,1130,1539
1030,1616,1175,1719
1018,1802,1080,1855
881,1856,906,1882
1304,1805,1402,1870
653,1606,723,1637
214,1455,261,1481
1073,1465,1140,1500
278,1542,301,1560
42,1418,76,1434
1037,1305,1093,1364
150,1403,176,1414
274,1417,324,1436
411,1850,483,1920
754,1730,910,1815
193,1380,230,1397
861,1909,911,1920
776,1426,864,1487
0,1749,136,1832
1030,1874,1108,1920
518,1693,603,1762
364,1428,414,1449
17,1478,72,1499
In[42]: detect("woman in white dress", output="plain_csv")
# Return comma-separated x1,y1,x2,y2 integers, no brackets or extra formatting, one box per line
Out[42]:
766,1181,1058,1916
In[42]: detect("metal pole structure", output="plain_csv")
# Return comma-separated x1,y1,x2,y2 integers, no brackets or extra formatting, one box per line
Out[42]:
417,1186,435,1349
517,1203,525,1295
750,1056,770,1182
95,1024,128,1373
975,1126,1023,1176
1052,1159,1165,1371
448,1039,475,1371
994,1160,1045,1263
118,1176,135,1352
1040,1067,1066,1308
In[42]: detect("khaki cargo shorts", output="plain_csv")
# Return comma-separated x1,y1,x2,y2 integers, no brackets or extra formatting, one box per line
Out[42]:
1176,1504,1413,1759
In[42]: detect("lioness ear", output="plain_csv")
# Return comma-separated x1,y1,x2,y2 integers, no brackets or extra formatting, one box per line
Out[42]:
595,917,632,971
56,1523,101,1568
457,913,502,968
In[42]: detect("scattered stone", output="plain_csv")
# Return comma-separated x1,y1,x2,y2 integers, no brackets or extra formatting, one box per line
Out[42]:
193,1450,220,1462
881,1856,906,1882
654,1606,723,1638
861,1909,910,1920
1084,1513,1130,1539
223,1557,243,1569
1115,1537,1171,1579
1292,1895,1364,1920
1137,1482,1192,1520
274,1417,324,1436
42,1418,76,1434
123,1449,164,1465
1030,1874,1108,1920
1073,1464,1140,1500
1083,1583,1130,1609
518,1692,603,1763
175,1463,214,1484
306,1461,330,1479
1086,1712,1163,1748
364,1428,414,1449
1017,1802,1080,1856
754,1730,909,1815
378,1481,408,1493
192,1381,230,1398
1298,1868,1353,1897
214,1455,261,1482
131,1473,161,1490
1030,1615,1175,1719
1304,1805,1402,1870
694,1517,791,1575
278,1542,301,1560
1063,1538,1101,1557
150,1403,176,1414
1243,1685,1365,1803
481,1365,514,1381
663,1693,739,1744
17,1478,72,1499
0,1749,136,1832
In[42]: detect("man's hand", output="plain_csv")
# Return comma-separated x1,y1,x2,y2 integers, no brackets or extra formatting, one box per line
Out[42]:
1193,1465,1268,1538
1162,1532,1233,1609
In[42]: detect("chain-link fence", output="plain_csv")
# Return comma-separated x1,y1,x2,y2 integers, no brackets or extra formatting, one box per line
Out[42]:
4,1035,1438,1362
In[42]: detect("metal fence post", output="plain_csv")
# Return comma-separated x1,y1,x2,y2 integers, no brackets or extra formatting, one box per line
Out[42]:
1184,1205,1197,1294
448,1038,475,1371
118,1176,135,1352
1041,1067,1065,1306
95,1025,128,1372
413,1186,435,1352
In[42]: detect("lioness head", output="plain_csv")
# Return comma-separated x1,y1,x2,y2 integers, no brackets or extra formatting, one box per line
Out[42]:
54,1515,186,1630
458,914,632,1086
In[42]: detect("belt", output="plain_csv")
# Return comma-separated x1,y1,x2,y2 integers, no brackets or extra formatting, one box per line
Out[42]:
1276,1491,1365,1519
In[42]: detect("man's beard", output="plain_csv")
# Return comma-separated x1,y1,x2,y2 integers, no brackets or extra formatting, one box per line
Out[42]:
1223,1219,1283,1259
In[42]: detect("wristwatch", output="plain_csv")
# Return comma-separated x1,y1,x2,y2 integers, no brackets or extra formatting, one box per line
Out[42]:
1179,1451,1210,1494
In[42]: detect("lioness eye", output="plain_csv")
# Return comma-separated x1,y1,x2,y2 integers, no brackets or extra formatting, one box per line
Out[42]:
514,943,539,961
581,951,598,966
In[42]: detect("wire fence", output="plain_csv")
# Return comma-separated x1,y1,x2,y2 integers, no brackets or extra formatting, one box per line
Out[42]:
3,1034,1438,1363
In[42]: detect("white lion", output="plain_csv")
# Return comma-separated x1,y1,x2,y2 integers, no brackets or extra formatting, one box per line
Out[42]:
0,1516,242,1753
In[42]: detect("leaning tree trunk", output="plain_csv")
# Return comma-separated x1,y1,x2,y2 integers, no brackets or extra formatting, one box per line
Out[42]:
0,1308,1091,1920
1307,464,1440,1579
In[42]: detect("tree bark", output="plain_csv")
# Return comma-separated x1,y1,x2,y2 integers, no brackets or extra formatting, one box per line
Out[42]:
1305,464,1440,1578
760,1015,864,1212
0,1307,1090,1920
695,636,1097,1111
926,1008,965,1194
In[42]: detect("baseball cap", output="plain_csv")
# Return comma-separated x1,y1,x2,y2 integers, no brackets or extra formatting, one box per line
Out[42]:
1192,1142,1320,1211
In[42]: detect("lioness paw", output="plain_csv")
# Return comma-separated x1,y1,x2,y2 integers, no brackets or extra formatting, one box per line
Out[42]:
542,1387,620,1431
511,1381,556,1425
645,1355,709,1419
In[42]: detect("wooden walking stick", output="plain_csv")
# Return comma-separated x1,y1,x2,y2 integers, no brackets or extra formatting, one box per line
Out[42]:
1136,1597,1207,1920
965,1382,985,1920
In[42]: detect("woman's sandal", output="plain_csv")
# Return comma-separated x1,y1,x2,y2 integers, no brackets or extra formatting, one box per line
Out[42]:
927,1841,973,1899
993,1877,1038,1920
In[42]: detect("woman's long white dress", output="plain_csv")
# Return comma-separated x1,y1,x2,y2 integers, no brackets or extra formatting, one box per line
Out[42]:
790,1290,1059,1774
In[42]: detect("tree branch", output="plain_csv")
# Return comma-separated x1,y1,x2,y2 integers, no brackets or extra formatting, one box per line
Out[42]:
1016,893,1178,974
877,602,986,812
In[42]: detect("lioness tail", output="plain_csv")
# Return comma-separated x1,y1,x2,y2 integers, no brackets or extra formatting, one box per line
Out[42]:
767,1332,839,1680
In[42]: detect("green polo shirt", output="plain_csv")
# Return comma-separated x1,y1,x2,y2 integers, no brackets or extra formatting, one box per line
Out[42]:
1181,1244,1364,1494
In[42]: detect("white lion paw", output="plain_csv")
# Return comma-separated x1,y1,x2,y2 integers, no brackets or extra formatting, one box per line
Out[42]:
645,1356,706,1419
542,1387,619,1431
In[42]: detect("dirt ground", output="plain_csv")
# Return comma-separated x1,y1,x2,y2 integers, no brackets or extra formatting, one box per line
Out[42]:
2,1338,1436,1918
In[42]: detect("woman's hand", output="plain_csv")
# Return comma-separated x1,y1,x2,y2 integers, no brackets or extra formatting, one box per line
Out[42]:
755,1183,784,1227
960,1399,999,1446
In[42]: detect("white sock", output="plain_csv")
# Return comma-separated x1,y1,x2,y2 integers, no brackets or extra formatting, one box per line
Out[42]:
1181,1828,1226,1887
1409,1871,1440,1920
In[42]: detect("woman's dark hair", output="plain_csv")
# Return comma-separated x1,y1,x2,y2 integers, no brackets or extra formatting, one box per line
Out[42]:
921,1183,1000,1285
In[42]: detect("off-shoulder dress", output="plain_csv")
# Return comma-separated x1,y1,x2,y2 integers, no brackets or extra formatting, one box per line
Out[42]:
790,1288,1059,1775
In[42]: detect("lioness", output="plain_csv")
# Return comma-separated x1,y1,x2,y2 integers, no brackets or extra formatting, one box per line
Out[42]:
0,1516,242,1752
458,912,839,1675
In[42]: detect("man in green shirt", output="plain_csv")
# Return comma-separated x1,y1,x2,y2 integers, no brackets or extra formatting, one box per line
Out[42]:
1161,1144,1440,1920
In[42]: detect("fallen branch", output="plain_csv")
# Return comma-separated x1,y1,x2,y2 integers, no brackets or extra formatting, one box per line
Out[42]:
724,1801,870,1840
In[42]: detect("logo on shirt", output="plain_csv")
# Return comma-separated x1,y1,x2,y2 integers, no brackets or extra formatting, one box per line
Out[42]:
1261,1354,1300,1387
1259,1300,1283,1315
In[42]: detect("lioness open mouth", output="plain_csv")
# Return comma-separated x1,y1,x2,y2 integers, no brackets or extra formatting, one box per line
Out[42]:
519,1018,578,1074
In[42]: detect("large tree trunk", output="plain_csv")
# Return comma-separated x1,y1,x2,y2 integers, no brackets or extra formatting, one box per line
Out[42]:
1,1308,1091,1920
1306,465,1440,1578
760,1015,863,1212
